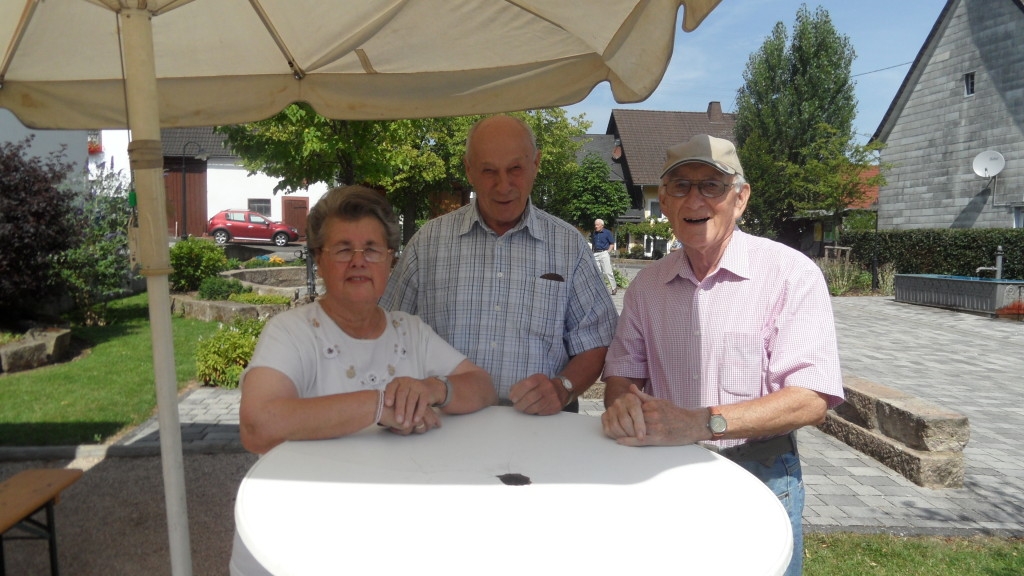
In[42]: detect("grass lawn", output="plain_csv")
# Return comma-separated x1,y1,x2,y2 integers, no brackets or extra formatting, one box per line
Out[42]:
805,533,1024,575
0,292,221,446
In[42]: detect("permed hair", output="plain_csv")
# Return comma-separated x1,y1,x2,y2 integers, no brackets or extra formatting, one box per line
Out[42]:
305,185,401,255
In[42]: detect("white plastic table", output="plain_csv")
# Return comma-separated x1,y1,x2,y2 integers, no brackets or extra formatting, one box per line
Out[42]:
236,406,792,575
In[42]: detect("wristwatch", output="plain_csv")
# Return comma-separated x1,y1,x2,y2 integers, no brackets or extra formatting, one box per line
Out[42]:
707,406,727,439
556,375,575,407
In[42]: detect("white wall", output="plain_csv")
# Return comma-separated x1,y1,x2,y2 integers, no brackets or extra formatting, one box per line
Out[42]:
100,129,328,224
1,108,87,170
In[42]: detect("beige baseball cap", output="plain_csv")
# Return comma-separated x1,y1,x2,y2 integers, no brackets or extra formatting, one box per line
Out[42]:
660,134,744,178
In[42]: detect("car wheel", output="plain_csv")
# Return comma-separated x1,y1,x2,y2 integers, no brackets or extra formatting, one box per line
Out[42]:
273,232,289,247
213,230,230,244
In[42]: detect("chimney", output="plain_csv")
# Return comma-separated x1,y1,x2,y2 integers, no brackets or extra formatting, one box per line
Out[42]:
707,101,723,123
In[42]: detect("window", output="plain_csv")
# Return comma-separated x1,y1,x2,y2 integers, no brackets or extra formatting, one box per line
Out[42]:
248,199,271,216
227,212,245,222
964,72,975,96
1014,207,1023,229
649,201,662,219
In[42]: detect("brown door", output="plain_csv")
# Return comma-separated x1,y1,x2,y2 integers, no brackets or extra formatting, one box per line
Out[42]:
282,196,309,239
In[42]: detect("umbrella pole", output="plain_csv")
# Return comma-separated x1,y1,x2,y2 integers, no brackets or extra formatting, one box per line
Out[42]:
121,9,193,576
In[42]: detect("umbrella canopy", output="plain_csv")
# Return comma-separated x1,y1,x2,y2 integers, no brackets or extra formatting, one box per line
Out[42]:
2,0,722,129
0,1,723,575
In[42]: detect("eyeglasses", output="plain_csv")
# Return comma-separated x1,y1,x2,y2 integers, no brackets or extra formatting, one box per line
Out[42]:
664,179,739,198
327,247,393,263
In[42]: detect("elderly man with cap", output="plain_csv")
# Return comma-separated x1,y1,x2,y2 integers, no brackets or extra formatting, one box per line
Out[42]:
600,134,844,576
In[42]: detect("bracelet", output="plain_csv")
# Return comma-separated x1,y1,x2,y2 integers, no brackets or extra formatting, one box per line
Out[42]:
433,376,453,408
373,389,385,425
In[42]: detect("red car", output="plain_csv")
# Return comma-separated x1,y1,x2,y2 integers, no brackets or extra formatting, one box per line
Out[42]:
207,210,299,247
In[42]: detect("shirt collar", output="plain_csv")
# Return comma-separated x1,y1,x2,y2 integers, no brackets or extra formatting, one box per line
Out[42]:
659,228,752,285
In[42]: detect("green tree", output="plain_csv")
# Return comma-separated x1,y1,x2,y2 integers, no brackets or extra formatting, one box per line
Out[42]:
734,4,857,241
0,137,78,323
554,153,630,230
49,167,138,325
787,124,888,245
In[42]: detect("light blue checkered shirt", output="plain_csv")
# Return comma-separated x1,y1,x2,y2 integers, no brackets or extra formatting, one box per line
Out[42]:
380,200,618,400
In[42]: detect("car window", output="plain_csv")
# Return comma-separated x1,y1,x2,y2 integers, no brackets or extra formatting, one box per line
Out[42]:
227,212,245,223
250,214,268,224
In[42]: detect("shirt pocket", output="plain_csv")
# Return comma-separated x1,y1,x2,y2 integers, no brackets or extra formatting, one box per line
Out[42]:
719,332,763,402
526,276,567,345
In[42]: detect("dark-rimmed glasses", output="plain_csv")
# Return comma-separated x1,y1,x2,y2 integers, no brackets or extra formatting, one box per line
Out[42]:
327,247,393,263
664,179,739,199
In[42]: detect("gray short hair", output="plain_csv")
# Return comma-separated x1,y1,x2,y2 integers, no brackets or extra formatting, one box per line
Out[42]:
306,185,400,255
464,115,538,163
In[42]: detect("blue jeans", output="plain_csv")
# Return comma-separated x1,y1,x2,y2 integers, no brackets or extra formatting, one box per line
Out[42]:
736,451,805,576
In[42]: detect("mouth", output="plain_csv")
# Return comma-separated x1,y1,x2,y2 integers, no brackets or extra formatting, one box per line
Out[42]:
684,217,711,224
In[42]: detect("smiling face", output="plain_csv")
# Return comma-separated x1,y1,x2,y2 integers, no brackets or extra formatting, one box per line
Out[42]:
659,162,749,270
315,216,394,310
464,116,540,236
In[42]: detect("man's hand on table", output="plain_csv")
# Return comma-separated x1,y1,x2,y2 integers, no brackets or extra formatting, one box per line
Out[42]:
508,374,566,416
602,384,709,446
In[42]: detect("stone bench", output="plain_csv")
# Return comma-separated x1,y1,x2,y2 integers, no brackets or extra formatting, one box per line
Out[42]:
818,375,969,488
0,328,72,374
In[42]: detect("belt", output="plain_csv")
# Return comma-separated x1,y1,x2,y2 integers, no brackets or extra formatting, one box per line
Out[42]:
705,433,795,464
593,249,607,253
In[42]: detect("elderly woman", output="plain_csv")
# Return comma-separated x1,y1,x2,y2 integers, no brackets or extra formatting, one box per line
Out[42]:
231,185,496,575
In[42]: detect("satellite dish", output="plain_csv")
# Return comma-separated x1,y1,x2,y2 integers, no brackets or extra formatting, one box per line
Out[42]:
972,150,1005,177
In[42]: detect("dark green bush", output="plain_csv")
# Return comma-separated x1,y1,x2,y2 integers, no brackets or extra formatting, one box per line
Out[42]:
169,238,229,292
197,276,250,300
195,317,266,388
229,293,292,305
844,229,1024,279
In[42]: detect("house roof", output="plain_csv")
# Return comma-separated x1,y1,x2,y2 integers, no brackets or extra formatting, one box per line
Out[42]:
873,0,1024,142
850,166,880,210
608,103,736,186
574,134,624,182
160,127,235,159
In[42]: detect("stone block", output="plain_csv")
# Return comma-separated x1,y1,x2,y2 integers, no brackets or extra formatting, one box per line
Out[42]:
0,339,48,373
839,376,969,452
820,414,964,489
170,295,289,323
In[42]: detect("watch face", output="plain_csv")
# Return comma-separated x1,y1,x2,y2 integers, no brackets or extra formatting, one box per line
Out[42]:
560,377,573,392
709,415,727,434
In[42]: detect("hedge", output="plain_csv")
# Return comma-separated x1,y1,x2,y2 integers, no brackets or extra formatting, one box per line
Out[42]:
842,228,1024,279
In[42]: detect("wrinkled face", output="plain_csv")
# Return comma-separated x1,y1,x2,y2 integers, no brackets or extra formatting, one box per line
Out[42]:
315,216,394,307
595,220,604,232
464,117,540,236
659,162,749,256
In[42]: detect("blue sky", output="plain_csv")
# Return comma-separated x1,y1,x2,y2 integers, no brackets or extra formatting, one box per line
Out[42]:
564,0,948,143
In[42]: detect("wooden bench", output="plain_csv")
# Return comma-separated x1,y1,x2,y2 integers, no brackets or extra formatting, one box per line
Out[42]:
0,468,83,576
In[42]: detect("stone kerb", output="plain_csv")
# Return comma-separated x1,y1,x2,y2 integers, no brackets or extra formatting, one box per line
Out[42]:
819,375,969,488
170,295,290,323
0,327,72,374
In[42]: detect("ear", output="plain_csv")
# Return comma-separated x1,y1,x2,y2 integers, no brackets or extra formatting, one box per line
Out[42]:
733,182,750,219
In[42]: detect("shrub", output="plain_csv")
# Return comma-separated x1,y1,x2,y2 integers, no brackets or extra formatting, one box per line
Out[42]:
197,276,250,300
0,137,79,321
877,262,896,295
49,167,137,325
612,268,630,289
816,258,863,296
228,293,292,305
169,238,229,292
195,317,266,388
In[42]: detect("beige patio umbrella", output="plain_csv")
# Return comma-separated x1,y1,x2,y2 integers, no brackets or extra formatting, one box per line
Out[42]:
0,1,723,574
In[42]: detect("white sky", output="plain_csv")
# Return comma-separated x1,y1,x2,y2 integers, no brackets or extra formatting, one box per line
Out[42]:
563,0,948,143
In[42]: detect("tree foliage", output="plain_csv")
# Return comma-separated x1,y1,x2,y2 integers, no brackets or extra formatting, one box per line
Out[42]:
49,167,138,325
0,137,79,323
787,124,888,245
552,153,630,230
218,108,591,242
734,5,857,241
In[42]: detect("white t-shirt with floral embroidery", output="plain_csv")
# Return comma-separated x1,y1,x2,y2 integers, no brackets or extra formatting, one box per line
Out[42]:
242,302,467,398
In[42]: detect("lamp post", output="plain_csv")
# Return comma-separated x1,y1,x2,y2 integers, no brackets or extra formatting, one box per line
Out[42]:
180,140,205,239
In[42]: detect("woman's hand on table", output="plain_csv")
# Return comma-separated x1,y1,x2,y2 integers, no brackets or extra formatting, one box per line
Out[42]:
382,376,445,432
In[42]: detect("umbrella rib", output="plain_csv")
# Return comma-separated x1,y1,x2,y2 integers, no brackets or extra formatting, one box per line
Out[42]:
248,0,306,79
0,0,41,87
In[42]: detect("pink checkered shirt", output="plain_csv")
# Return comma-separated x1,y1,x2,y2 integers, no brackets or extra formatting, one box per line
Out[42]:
604,231,844,448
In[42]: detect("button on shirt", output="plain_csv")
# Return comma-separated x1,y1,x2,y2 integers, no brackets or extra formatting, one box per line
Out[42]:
380,200,618,400
604,231,844,448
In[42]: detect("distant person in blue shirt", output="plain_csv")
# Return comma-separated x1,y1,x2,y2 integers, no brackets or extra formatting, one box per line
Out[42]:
381,115,618,415
591,218,617,295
